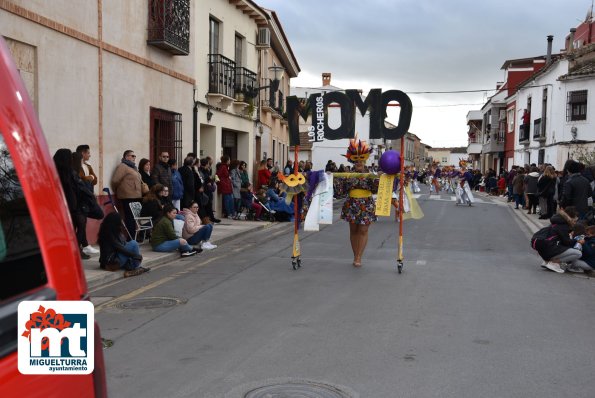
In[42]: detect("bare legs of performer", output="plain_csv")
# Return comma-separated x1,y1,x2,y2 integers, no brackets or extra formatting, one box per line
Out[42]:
349,223,369,267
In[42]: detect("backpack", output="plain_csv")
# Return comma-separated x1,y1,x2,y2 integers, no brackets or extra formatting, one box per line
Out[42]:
530,226,555,250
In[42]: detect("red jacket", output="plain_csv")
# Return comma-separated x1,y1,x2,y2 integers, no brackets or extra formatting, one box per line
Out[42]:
257,168,272,188
497,177,506,190
216,164,232,194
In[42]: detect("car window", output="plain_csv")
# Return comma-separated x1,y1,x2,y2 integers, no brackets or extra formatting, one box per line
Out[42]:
0,132,47,301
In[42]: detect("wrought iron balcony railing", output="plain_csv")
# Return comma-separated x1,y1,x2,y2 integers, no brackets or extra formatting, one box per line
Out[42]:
209,54,236,98
234,67,257,100
276,91,284,114
147,0,190,55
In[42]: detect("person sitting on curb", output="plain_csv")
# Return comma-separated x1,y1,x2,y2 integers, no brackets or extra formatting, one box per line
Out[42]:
151,204,199,257
266,179,294,221
98,212,149,277
141,183,168,223
182,201,217,250
532,206,582,274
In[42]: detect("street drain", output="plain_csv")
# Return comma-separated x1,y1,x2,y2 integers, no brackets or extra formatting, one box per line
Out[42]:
115,296,185,310
243,381,353,398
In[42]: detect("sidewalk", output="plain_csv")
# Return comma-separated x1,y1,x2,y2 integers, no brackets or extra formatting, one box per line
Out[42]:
82,218,279,290
476,191,549,233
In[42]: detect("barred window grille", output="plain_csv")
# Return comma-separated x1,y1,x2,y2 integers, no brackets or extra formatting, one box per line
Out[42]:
567,90,587,121
150,108,182,165
209,54,236,98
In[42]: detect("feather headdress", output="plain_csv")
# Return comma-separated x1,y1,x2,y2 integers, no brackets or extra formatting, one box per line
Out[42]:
342,134,371,164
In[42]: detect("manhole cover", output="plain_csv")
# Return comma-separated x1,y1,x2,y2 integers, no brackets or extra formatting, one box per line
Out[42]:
244,381,353,398
115,296,185,310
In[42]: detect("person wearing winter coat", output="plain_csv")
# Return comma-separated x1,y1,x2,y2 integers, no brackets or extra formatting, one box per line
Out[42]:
178,157,195,211
537,166,557,219
216,155,235,218
98,212,148,276
534,207,582,273
512,168,526,209
151,205,198,256
182,201,217,250
151,151,173,198
168,158,183,210
230,160,242,218
579,225,595,274
524,166,540,214
560,160,593,218
111,150,143,239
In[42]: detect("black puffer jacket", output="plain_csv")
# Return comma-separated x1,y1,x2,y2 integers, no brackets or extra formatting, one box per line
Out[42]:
535,209,575,260
561,173,593,215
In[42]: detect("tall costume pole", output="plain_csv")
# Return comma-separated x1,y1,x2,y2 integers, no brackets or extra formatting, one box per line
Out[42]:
291,145,301,270
397,138,405,273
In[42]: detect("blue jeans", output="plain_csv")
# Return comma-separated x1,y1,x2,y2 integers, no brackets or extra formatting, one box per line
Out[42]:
514,193,524,208
117,240,141,270
223,194,235,216
186,224,213,246
154,239,193,253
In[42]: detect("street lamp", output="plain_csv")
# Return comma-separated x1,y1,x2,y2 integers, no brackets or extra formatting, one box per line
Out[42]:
259,65,284,106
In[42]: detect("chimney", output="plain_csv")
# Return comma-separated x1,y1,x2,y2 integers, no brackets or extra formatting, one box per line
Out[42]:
546,35,553,64
322,72,331,86
569,28,576,52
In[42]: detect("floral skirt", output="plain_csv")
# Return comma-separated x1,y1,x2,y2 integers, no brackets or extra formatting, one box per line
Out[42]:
341,197,377,225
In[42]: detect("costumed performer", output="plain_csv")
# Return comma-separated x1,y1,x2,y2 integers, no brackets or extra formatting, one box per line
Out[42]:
333,137,378,268
455,160,475,206
392,167,424,221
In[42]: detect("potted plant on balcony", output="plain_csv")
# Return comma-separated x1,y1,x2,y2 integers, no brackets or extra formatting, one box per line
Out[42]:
234,85,245,102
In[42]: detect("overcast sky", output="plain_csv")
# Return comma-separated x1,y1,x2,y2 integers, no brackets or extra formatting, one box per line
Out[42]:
256,0,593,147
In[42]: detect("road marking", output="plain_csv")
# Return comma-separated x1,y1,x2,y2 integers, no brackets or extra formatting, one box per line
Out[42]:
94,254,226,312
416,260,427,265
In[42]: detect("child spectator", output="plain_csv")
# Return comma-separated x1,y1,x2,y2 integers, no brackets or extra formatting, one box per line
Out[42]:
241,182,263,221
497,175,506,196
578,225,595,275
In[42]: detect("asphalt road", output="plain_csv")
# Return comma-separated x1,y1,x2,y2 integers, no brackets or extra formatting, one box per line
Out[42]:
93,189,595,398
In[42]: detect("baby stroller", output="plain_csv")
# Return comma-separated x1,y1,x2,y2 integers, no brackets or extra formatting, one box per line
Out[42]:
253,193,277,222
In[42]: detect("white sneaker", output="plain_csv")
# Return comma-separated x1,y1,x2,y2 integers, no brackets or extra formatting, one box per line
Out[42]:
83,245,99,255
544,262,565,273
201,241,217,250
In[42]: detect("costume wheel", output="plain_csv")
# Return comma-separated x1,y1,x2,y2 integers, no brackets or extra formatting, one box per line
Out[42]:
297,258,302,268
397,260,403,274
292,259,297,270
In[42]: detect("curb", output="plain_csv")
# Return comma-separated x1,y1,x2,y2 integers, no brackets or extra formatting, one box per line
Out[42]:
86,220,280,291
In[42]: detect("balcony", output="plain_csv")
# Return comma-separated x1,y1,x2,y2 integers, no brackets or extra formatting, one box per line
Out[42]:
234,67,257,102
208,54,236,109
147,0,190,55
482,131,504,153
519,124,530,144
533,117,546,142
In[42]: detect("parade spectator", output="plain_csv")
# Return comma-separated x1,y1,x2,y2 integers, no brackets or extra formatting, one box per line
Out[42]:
578,225,595,275
524,166,540,214
506,166,517,202
182,201,217,250
151,205,198,256
168,158,183,210
199,158,220,223
512,168,525,209
76,144,97,189
497,174,506,196
560,160,593,218
257,159,272,188
266,157,274,171
141,184,167,223
98,212,148,276
230,159,242,218
241,182,264,220
284,160,293,175
534,207,581,273
178,157,195,210
266,179,294,220
537,166,557,219
54,149,91,259
216,155,235,218
151,151,172,197
138,158,154,194
239,161,250,187
111,150,143,241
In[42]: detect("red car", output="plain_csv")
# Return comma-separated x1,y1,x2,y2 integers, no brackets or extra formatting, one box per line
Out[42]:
0,37,107,396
